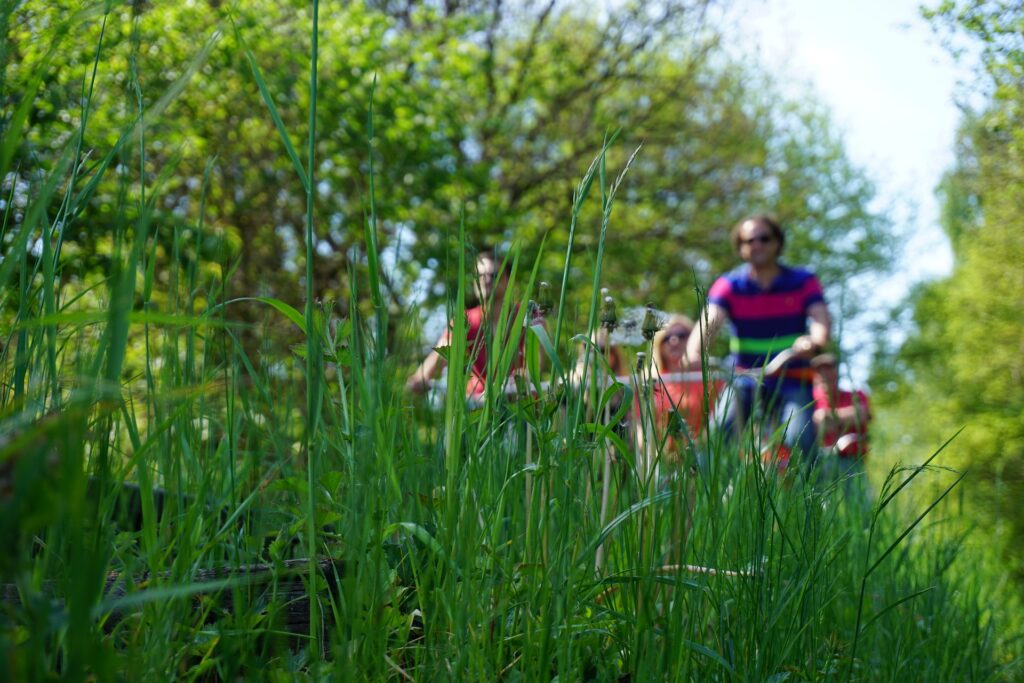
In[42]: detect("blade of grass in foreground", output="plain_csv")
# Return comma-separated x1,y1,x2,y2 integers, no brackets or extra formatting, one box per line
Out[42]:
233,22,309,193
303,0,323,658
847,431,969,682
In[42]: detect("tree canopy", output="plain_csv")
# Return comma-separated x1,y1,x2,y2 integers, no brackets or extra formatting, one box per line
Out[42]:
3,0,891,350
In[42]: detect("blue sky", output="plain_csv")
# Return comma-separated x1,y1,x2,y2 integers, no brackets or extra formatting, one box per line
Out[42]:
725,0,971,379
730,0,962,279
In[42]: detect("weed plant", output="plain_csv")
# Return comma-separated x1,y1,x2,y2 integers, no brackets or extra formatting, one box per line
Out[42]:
0,2,1018,681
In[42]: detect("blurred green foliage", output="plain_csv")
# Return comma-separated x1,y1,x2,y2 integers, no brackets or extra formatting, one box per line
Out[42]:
1,1,1019,678
875,0,1024,608
2,0,892,335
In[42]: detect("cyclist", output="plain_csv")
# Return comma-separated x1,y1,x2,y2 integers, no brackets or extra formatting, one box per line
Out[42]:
406,251,541,398
684,214,832,470
812,353,871,481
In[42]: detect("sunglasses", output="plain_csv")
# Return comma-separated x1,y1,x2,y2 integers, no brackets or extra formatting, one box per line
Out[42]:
739,234,775,246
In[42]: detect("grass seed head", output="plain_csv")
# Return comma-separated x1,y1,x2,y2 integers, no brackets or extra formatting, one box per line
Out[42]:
641,303,660,341
600,294,617,329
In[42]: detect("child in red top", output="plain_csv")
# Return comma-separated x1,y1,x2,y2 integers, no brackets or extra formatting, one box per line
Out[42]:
811,354,870,459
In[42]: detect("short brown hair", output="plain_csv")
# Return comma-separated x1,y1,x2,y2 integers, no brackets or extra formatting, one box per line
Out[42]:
730,214,785,254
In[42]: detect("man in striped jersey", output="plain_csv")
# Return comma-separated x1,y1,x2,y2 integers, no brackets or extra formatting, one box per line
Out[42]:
684,215,832,468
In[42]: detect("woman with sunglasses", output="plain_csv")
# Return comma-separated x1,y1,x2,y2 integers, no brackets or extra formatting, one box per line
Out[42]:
635,316,724,468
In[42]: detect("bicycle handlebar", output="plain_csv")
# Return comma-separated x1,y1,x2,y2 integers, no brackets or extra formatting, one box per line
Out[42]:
415,348,805,406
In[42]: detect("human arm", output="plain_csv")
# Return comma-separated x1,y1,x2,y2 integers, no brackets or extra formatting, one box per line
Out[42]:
406,331,451,394
685,303,727,367
793,301,831,358
813,391,870,431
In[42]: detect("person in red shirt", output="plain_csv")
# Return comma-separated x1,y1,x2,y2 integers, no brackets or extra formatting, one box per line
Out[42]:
811,353,871,482
406,251,538,397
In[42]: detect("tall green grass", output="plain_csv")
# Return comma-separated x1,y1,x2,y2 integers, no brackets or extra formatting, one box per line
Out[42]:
1,3,1019,681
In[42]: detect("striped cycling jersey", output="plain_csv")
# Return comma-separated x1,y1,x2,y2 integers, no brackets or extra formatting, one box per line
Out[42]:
707,264,825,375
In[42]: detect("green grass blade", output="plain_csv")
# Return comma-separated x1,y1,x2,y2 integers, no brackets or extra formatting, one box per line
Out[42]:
207,296,307,333
860,586,937,634
0,153,71,298
93,577,243,619
876,427,965,514
233,23,309,193
866,470,968,578
574,490,673,567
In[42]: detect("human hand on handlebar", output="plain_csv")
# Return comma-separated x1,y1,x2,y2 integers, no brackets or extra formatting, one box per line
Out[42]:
791,335,821,359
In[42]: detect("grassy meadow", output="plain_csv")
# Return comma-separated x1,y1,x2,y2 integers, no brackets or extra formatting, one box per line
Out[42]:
2,2,1020,680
